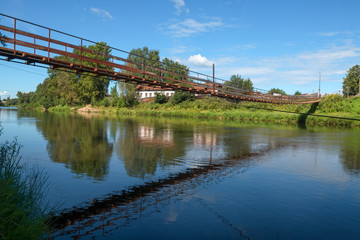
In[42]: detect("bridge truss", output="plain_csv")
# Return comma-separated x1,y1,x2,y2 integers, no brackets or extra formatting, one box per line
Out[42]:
0,13,320,104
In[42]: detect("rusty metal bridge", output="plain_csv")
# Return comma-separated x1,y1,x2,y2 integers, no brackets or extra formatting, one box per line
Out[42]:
0,13,320,104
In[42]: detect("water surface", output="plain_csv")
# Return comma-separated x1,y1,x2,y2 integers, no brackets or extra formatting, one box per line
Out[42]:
1,108,359,239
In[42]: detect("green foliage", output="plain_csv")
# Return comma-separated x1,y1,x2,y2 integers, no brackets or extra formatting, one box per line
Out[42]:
342,65,360,96
110,85,120,106
0,127,51,239
29,42,111,108
128,47,160,80
16,91,35,105
316,94,360,113
170,91,195,105
100,98,110,107
4,97,18,106
225,74,254,91
154,92,168,104
294,91,302,95
126,47,189,85
48,105,71,112
161,58,189,85
268,88,287,95
40,96,56,109
119,82,138,107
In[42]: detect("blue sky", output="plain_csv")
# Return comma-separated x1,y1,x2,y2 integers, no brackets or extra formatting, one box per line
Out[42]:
1,0,360,99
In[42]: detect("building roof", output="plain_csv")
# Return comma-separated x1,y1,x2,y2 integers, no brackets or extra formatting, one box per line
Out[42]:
136,85,174,91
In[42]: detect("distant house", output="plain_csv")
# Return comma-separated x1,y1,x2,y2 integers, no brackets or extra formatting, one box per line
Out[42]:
136,85,175,99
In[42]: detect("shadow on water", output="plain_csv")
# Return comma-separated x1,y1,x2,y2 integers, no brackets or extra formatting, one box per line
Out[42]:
297,102,319,129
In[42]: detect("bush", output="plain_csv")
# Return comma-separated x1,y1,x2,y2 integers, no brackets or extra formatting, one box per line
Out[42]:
171,91,195,105
100,98,110,107
154,93,168,104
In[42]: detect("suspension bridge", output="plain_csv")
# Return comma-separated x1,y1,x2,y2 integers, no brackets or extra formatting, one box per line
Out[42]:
0,13,320,104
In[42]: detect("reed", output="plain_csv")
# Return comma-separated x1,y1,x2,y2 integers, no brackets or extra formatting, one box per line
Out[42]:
0,128,51,239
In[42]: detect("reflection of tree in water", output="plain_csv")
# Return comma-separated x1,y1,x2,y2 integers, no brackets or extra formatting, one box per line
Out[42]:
35,112,113,180
339,133,360,175
116,119,190,179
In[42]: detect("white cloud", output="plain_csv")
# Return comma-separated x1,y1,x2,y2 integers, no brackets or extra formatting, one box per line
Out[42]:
90,7,113,20
0,91,9,96
188,54,213,67
214,43,360,93
169,45,192,54
168,18,223,37
298,46,360,62
318,31,340,37
170,0,189,15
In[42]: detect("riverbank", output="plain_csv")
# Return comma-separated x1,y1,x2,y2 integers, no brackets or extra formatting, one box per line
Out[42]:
34,94,360,127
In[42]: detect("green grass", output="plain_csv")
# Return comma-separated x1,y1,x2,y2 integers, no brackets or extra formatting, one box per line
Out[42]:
25,95,360,128
0,131,51,239
108,95,360,127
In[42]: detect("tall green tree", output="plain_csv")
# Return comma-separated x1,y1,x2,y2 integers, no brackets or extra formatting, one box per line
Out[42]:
16,91,34,104
126,47,189,84
268,88,287,95
162,57,189,84
342,65,360,96
32,42,112,107
119,82,138,107
225,74,254,91
127,47,161,80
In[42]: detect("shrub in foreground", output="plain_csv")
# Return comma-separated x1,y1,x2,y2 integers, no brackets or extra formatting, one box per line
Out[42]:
0,129,51,239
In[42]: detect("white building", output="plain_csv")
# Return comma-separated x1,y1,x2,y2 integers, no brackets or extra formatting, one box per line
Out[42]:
136,85,175,99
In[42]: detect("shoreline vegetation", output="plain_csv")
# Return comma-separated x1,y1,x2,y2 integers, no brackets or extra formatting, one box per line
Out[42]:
0,126,52,239
18,94,360,128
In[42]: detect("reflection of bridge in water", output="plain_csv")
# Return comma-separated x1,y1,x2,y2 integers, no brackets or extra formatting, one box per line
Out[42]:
50,138,287,239
0,13,320,105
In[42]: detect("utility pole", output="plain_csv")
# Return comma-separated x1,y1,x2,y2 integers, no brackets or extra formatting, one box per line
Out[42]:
212,63,215,94
318,72,321,98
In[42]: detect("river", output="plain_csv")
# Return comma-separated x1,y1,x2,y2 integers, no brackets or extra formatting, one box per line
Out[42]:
1,107,360,239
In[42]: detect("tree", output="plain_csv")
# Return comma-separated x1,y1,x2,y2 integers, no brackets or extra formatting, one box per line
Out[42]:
127,47,161,80
225,74,254,91
268,88,286,95
31,42,112,107
119,82,138,107
16,91,35,104
162,57,189,85
294,91,302,95
342,65,360,96
126,47,189,85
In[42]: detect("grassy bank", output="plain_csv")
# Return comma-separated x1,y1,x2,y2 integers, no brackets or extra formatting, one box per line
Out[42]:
45,94,360,127
0,129,51,239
